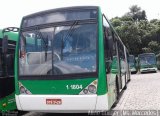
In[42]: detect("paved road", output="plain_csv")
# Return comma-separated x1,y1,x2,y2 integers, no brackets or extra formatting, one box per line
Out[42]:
114,71,160,110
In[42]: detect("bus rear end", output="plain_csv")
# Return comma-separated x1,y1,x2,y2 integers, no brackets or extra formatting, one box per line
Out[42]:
0,28,18,112
15,6,108,112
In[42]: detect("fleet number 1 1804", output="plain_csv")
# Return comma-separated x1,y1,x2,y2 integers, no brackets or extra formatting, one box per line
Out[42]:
66,85,83,90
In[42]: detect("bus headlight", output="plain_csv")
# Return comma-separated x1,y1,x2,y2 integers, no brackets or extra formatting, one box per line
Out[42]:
88,85,96,93
19,82,32,95
2,103,7,107
20,86,26,94
83,89,88,94
79,79,97,95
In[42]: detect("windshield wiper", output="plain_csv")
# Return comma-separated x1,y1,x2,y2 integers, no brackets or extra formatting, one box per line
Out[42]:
63,21,78,41
145,61,151,65
60,21,78,59
35,28,48,61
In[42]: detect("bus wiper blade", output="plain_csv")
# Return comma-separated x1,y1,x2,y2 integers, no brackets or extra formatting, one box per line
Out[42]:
63,21,78,41
35,28,48,61
45,35,48,61
146,61,151,65
61,21,78,58
35,28,48,49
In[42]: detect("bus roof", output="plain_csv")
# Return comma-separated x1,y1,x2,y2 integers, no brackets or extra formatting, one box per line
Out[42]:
23,6,99,19
21,6,99,28
0,29,18,41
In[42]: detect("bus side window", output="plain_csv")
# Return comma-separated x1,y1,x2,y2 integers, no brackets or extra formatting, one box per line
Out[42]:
6,54,14,76
103,17,114,73
117,40,126,74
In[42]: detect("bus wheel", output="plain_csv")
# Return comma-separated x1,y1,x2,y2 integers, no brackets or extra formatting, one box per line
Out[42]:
115,76,120,100
123,84,127,90
128,76,131,82
123,74,127,90
128,78,131,82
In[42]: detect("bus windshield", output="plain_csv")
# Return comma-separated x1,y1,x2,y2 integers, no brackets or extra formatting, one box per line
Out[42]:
139,54,156,65
19,24,97,76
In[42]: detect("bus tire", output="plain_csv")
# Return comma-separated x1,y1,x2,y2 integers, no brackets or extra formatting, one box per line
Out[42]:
128,76,131,82
128,78,131,82
123,74,127,90
123,84,127,90
115,76,120,100
128,71,131,82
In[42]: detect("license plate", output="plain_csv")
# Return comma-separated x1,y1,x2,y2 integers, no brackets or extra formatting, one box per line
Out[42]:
46,99,62,105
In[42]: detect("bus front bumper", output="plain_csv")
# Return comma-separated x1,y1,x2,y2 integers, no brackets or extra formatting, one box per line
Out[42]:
130,68,136,72
140,68,157,73
16,94,109,112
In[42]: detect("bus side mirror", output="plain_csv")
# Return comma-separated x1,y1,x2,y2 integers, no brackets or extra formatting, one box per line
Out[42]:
2,35,8,53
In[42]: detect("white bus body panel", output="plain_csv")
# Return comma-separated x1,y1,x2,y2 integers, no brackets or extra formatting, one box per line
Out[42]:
95,93,109,110
16,94,110,112
16,95,97,112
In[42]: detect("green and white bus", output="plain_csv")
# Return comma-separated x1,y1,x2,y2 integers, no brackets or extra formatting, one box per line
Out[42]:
129,55,137,74
15,6,130,112
0,27,19,112
138,53,157,73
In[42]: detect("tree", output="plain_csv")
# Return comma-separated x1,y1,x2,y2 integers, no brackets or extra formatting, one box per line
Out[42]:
111,18,122,27
125,5,147,21
110,5,160,56
148,41,160,53
111,16,142,55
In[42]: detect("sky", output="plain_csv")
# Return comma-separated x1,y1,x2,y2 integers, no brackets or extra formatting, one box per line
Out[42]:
0,0,160,28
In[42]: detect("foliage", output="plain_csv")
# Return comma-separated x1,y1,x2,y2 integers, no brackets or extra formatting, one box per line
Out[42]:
125,5,147,21
148,41,160,53
110,5,160,56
